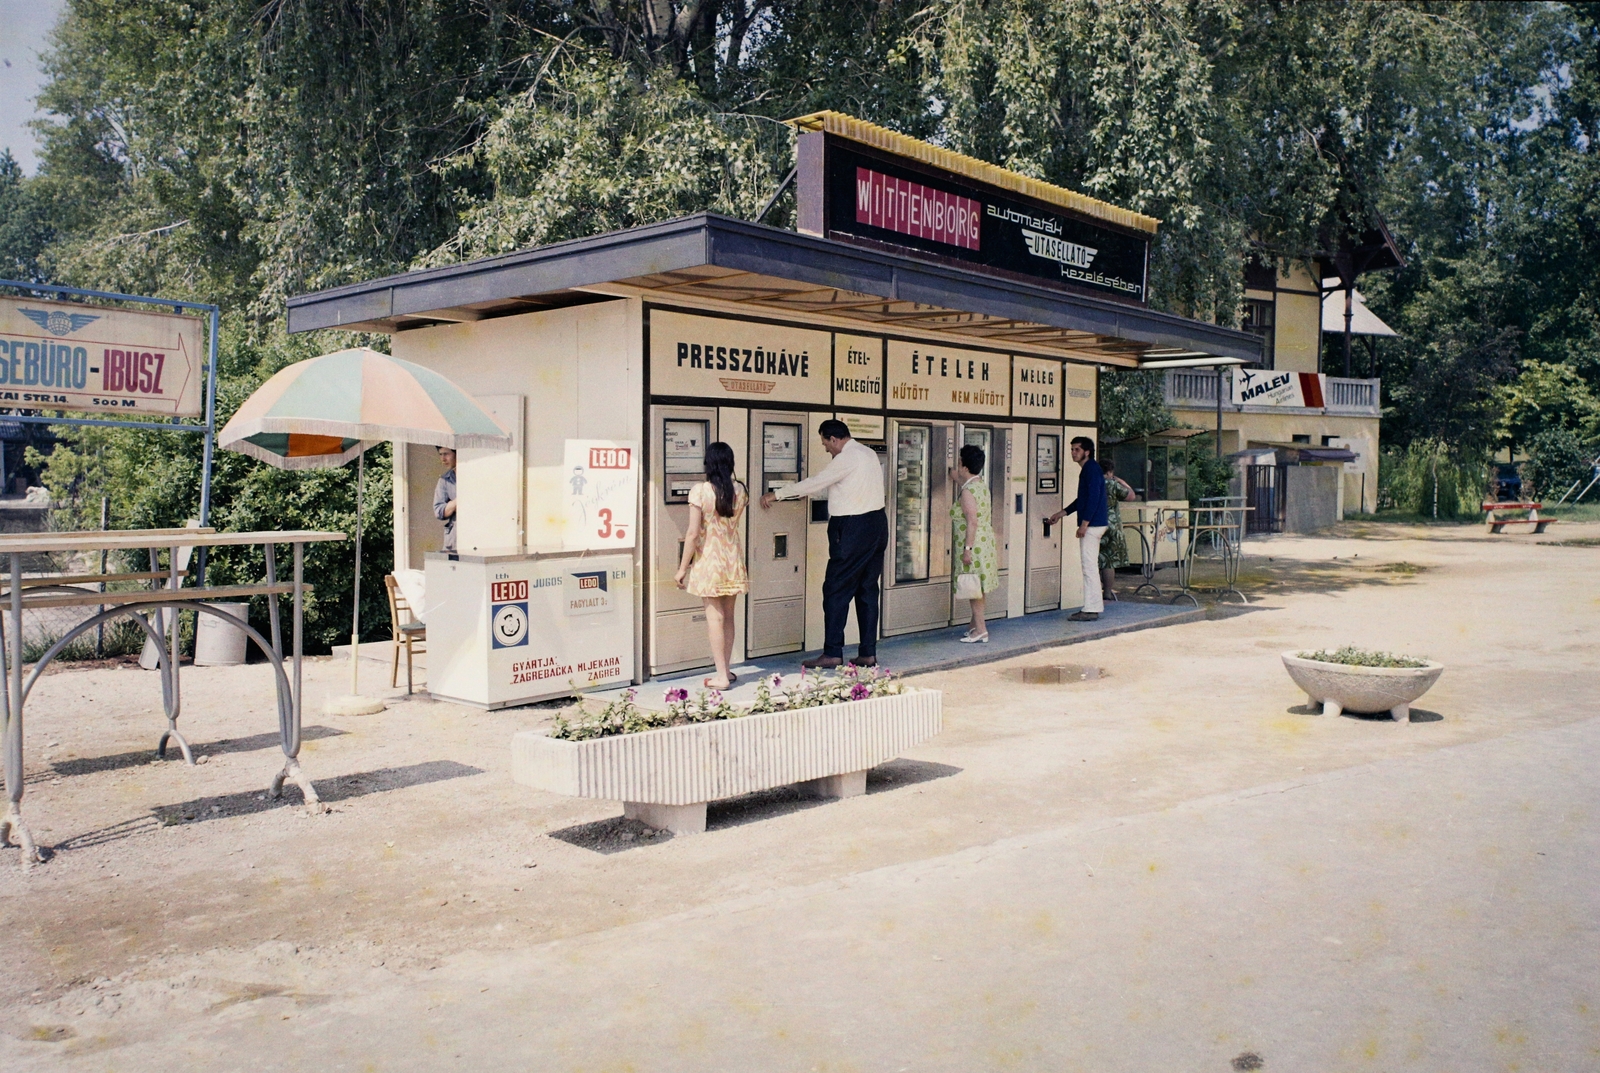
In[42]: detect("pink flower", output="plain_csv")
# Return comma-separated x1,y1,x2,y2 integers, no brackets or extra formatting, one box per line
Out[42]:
709,690,723,704
769,673,784,688
664,687,689,703
849,682,872,701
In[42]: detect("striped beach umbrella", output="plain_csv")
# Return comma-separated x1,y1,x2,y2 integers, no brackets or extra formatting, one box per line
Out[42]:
218,347,509,468
219,347,510,712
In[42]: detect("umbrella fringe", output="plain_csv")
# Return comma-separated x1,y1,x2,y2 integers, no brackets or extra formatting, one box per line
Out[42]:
220,418,508,451
222,438,367,470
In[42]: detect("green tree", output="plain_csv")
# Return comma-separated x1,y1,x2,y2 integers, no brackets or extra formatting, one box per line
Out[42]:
0,151,54,282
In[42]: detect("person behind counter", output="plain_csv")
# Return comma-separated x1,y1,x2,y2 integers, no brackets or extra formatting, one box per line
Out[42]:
674,442,749,690
1047,436,1108,622
950,443,998,643
760,419,887,669
433,447,457,554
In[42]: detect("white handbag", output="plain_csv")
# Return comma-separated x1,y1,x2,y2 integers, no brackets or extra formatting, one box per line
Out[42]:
954,572,984,601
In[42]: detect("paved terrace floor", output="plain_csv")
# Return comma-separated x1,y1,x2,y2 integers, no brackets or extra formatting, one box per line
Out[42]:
618,597,1204,706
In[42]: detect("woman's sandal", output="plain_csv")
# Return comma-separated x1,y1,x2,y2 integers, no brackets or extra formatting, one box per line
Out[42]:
703,676,732,690
959,632,990,644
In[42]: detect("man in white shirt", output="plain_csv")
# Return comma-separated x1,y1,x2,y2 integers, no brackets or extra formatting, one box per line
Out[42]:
761,419,887,669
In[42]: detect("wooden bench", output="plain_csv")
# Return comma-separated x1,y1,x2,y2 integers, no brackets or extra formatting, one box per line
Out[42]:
1481,501,1557,534
0,570,170,594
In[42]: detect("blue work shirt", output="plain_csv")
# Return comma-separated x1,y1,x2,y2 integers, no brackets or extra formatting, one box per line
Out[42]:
1064,458,1109,527
433,467,457,553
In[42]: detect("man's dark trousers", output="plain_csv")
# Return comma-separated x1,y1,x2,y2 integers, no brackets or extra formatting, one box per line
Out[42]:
822,509,888,659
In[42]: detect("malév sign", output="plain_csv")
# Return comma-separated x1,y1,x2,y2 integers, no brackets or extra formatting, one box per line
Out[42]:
814,140,1149,302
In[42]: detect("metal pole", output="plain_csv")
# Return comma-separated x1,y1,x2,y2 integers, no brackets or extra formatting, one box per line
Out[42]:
350,448,364,697
1215,367,1224,459
96,496,108,657
196,307,219,588
1343,283,1354,379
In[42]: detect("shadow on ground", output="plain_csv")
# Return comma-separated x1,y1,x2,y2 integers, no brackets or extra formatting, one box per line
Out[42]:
545,759,964,854
1285,702,1444,724
49,760,483,853
40,726,348,780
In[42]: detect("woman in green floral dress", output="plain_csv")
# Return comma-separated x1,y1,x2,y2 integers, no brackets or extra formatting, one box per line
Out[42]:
950,443,999,642
1098,458,1138,601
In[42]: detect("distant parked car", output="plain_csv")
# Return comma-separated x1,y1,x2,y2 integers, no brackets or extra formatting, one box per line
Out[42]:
1491,462,1523,501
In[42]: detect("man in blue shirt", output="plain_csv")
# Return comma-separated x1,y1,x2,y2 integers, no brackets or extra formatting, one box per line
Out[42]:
432,447,458,554
1049,436,1109,620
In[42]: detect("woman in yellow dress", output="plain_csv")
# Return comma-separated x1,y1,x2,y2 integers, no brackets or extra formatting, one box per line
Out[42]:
674,441,749,689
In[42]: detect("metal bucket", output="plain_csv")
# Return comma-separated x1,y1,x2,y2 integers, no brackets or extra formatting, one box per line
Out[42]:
194,602,250,666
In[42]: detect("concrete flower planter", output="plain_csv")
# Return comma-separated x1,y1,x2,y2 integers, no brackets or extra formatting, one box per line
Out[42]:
511,689,942,833
1281,652,1443,723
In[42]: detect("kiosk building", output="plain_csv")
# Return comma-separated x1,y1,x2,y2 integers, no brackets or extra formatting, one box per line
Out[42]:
287,113,1261,704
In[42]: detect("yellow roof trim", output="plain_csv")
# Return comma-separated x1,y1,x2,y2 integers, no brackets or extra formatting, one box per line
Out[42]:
788,111,1161,235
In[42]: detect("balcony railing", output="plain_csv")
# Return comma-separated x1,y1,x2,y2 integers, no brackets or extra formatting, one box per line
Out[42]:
1164,370,1379,416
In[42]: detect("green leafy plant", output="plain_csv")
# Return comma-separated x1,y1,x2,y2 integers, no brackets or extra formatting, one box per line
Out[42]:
549,666,907,741
1378,440,1489,519
1524,428,1594,500
1296,647,1428,669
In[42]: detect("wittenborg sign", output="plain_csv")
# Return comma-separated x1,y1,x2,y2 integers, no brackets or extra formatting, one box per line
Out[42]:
802,137,1150,303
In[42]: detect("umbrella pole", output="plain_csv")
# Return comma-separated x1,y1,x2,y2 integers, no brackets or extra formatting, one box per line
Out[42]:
351,448,364,697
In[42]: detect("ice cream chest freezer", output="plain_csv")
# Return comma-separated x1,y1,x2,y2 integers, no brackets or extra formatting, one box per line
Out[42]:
424,551,635,709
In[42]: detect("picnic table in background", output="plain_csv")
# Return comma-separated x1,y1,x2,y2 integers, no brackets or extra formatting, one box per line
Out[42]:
0,528,343,868
1170,505,1254,606
1480,501,1556,534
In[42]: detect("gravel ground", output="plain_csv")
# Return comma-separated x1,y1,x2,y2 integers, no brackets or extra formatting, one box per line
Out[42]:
0,521,1594,1068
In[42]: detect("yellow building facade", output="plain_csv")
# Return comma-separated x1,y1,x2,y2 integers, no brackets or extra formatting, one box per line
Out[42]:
1166,260,1383,515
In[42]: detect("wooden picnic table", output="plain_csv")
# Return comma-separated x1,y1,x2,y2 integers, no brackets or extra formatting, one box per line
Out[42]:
1480,501,1557,534
0,528,344,868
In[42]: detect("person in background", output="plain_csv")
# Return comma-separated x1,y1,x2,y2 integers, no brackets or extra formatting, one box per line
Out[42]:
1047,436,1108,621
674,442,749,690
1098,458,1139,602
433,447,458,554
760,419,887,669
950,443,998,643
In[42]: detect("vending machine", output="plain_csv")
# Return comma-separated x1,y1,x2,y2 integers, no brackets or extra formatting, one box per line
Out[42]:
747,412,807,656
649,405,718,674
1026,426,1064,612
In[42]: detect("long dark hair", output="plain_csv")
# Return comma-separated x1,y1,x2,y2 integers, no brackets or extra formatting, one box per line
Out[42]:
704,441,741,518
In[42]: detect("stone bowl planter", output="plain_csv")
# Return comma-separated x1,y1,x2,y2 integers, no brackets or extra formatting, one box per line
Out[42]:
1281,652,1443,723
512,689,941,834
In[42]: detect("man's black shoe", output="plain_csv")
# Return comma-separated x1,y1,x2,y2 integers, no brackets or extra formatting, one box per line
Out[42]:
852,655,878,668
1068,611,1100,622
801,655,844,670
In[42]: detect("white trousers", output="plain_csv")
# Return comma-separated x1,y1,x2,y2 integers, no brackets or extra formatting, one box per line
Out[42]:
1079,526,1108,613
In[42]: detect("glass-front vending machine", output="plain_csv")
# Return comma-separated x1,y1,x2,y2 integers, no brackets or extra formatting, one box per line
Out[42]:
957,423,1010,617
884,420,954,635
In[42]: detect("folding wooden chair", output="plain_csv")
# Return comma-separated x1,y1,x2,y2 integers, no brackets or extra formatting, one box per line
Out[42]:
384,574,426,693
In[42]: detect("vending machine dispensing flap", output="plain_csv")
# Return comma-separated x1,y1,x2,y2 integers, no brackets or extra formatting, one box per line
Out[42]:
663,418,708,503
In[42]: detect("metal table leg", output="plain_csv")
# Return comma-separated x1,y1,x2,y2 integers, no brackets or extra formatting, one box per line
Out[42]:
1,551,39,865
1131,520,1162,597
156,543,193,764
1169,522,1200,607
270,542,321,810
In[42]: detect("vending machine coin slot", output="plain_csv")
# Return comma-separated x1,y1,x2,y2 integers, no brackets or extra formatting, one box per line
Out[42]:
773,533,788,559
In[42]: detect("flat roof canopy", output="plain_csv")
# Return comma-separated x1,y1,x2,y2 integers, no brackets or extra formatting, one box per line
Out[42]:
287,213,1261,368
